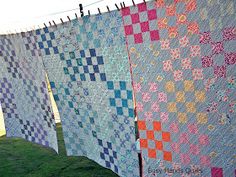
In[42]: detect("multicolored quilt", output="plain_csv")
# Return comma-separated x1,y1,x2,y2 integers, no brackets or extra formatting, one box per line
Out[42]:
40,11,139,176
0,33,58,152
124,0,236,176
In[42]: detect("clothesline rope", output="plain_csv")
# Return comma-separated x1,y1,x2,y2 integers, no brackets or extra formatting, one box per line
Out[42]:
0,0,149,35
0,0,104,34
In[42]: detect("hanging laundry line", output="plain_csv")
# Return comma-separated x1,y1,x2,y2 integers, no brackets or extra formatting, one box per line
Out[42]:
0,0,150,35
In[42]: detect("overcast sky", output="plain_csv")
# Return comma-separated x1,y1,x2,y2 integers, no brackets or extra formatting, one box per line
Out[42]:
0,0,145,34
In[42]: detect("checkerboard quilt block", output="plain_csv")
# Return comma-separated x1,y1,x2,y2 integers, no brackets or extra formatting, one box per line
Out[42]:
0,33,58,152
41,11,139,177
123,0,236,177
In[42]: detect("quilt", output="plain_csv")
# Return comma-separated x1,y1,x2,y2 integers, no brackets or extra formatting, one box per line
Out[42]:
0,32,58,152
40,11,139,177
122,0,236,176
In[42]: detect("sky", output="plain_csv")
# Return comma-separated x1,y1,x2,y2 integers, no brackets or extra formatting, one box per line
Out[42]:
0,105,5,135
0,0,146,34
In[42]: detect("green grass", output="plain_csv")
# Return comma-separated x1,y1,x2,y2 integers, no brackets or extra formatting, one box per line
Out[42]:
0,124,119,177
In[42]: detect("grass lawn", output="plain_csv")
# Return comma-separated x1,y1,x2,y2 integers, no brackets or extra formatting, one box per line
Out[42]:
0,124,119,177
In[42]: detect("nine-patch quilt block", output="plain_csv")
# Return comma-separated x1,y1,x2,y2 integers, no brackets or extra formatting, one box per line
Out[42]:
0,32,58,152
124,0,236,177
41,11,139,177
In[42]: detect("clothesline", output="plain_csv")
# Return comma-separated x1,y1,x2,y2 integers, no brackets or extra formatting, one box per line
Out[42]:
0,0,149,35
1,0,104,34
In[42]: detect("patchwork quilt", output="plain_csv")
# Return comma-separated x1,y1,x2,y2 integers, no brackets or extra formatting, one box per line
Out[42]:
0,0,235,176
40,11,139,177
0,32,58,152
123,0,236,177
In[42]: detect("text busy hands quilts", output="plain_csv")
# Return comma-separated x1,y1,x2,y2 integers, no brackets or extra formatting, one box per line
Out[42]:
0,32,58,152
40,11,139,177
123,0,236,177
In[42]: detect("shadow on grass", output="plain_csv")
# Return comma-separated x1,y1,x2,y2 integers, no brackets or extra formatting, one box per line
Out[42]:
0,124,119,177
